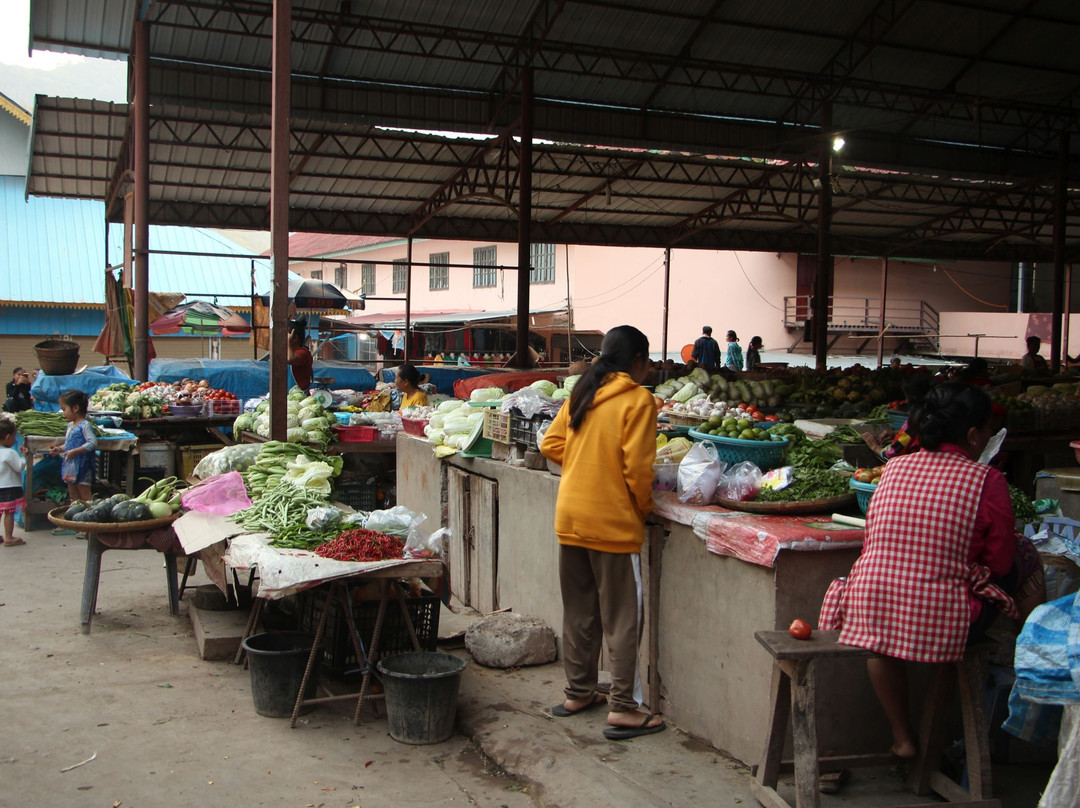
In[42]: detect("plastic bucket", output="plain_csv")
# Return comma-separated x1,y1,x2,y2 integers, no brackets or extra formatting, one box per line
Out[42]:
241,631,318,717
376,652,467,744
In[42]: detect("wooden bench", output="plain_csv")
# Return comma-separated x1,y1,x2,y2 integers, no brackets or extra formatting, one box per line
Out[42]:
752,629,1000,808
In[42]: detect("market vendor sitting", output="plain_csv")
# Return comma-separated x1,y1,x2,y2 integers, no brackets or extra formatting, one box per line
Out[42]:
819,382,1045,759
1021,335,1050,376
395,364,429,410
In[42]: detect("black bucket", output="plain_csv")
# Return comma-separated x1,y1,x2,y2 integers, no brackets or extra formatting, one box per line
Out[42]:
241,631,319,718
376,652,467,744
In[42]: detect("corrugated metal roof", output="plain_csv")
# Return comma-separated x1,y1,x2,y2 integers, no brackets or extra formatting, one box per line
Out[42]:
0,175,270,307
23,1,1080,261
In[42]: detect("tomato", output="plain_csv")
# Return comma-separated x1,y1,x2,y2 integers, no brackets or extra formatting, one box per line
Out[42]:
764,415,779,422
855,470,873,483
789,619,813,640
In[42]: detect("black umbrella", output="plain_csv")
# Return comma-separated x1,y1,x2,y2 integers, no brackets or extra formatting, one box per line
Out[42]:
284,275,359,310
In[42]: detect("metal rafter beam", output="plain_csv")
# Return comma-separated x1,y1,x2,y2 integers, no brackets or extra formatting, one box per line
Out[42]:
136,2,1080,142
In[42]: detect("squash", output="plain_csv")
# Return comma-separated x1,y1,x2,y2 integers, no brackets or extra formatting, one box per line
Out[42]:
111,500,153,523
64,502,88,519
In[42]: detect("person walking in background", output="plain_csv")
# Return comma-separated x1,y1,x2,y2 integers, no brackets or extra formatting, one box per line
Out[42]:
51,389,96,507
0,419,29,546
3,367,33,413
723,330,743,372
540,325,666,741
745,336,763,371
690,326,721,373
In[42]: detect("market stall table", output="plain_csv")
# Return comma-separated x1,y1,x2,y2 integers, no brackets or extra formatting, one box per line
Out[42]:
47,508,187,634
223,534,443,726
22,431,138,529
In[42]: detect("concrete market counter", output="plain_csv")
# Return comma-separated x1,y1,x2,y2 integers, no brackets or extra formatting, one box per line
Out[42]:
395,432,891,765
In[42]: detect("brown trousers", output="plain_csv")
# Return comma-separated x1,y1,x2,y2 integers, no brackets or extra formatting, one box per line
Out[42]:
559,544,641,713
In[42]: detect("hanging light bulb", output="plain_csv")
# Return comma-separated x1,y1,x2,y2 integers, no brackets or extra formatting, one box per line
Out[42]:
832,135,846,153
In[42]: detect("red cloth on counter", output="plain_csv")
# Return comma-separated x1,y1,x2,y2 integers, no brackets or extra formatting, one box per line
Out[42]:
650,491,864,568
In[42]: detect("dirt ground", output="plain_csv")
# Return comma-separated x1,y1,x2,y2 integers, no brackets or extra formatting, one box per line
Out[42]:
0,527,537,808
1,525,1056,808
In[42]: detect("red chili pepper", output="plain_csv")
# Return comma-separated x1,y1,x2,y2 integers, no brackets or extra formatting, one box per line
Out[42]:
315,529,404,562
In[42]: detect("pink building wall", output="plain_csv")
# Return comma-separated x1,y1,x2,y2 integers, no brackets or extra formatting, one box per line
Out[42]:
293,238,1068,362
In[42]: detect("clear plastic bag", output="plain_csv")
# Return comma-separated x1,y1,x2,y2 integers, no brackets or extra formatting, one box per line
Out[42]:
305,505,344,531
365,505,423,538
180,471,253,515
714,460,763,502
405,524,450,559
677,441,726,504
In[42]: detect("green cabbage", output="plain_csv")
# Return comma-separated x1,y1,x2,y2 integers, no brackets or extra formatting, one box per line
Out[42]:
530,380,557,397
552,388,570,400
671,382,699,403
287,387,306,402
689,367,709,386
563,375,581,394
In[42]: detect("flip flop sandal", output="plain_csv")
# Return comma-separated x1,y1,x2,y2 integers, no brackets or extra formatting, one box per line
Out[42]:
602,714,666,740
550,694,607,717
51,528,76,536
4,538,27,547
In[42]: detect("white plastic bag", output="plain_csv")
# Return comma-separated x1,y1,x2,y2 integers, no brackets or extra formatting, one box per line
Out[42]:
405,524,450,559
366,505,423,538
677,441,726,504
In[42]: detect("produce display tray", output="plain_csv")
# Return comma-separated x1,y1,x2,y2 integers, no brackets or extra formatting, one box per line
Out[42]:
47,506,181,533
713,492,857,515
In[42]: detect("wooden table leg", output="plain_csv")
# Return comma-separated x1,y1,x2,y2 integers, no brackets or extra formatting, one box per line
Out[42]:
908,664,955,796
756,661,791,790
789,659,821,808
80,534,105,635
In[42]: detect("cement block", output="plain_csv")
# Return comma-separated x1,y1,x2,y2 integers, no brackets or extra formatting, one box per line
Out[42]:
189,604,248,661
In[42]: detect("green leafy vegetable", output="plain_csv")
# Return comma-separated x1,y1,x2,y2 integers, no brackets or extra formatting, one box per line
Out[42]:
756,468,850,502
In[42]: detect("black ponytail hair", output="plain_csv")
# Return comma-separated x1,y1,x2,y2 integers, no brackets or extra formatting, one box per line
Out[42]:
909,381,990,451
568,325,649,430
58,388,89,417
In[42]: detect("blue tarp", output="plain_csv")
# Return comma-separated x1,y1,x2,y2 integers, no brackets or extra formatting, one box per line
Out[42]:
30,365,133,412
149,358,376,401
379,365,490,395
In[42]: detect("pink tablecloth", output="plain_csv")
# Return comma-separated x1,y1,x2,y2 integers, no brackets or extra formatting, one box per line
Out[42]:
651,491,864,568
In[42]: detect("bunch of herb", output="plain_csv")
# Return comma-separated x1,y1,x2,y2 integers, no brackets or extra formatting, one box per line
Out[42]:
757,468,850,502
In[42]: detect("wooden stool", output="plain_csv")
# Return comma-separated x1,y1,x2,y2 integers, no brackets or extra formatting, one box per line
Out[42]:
752,629,1000,808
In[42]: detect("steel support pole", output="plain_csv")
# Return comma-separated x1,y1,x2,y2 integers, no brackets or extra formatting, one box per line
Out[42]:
132,20,150,380
1051,132,1069,372
513,68,534,368
814,107,834,373
877,258,888,368
405,237,413,363
662,247,671,361
269,0,292,440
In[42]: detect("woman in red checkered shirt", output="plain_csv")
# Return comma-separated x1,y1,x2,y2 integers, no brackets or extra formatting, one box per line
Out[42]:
820,382,1044,759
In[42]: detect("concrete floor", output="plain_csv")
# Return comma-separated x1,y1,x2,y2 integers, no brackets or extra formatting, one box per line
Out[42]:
0,525,1056,807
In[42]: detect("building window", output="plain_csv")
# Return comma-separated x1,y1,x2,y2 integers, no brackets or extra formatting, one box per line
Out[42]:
473,245,497,288
429,251,449,291
311,269,323,281
392,259,408,294
530,243,555,284
360,262,376,295
334,264,348,290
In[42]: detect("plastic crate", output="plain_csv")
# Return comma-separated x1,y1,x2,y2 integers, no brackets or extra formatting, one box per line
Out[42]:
205,398,240,416
687,428,789,470
849,478,878,514
333,477,381,511
401,417,428,437
179,443,221,480
297,585,441,672
332,424,378,443
509,412,549,450
482,409,510,443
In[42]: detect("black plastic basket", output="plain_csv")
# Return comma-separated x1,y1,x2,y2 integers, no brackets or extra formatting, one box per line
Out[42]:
509,412,549,450
297,584,441,672
333,477,381,511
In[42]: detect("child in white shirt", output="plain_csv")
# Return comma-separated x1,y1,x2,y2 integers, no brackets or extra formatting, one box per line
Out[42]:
0,418,28,547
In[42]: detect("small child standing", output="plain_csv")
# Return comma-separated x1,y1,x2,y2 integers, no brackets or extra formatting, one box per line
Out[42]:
52,389,97,505
0,419,29,547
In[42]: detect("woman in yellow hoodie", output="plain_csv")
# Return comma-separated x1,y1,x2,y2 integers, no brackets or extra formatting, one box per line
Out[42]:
539,325,665,740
